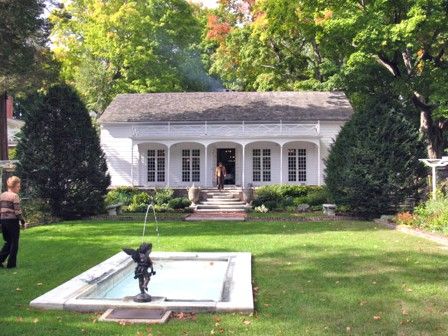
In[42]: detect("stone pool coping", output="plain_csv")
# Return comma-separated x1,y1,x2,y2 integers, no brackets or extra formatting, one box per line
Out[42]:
30,252,253,314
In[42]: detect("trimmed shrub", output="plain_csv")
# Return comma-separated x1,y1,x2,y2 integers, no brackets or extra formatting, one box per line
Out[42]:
168,197,191,209
154,187,174,206
105,186,140,206
16,84,110,218
305,189,329,206
253,185,326,210
22,198,59,225
325,100,425,217
126,192,151,212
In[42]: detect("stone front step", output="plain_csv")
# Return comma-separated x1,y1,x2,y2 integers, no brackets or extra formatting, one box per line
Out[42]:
206,196,239,200
201,188,242,191
185,212,247,221
195,208,247,213
196,204,248,210
202,192,241,196
202,199,243,204
201,203,246,207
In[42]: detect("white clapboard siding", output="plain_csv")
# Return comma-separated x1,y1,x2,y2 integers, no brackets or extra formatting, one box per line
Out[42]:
319,121,345,180
100,125,134,186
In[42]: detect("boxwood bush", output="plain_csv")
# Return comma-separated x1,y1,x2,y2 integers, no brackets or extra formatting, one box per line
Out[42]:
252,185,328,210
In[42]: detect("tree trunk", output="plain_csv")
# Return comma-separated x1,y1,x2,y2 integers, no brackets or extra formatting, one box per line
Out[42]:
413,93,445,159
311,40,324,82
0,91,9,161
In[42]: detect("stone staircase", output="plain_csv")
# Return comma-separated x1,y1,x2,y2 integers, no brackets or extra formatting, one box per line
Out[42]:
195,188,248,213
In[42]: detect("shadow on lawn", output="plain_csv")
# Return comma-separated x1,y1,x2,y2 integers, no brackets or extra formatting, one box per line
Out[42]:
245,243,448,334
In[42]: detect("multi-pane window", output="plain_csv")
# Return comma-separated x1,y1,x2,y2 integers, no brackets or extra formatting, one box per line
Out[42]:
253,149,271,182
182,149,200,182
148,149,165,182
288,149,306,182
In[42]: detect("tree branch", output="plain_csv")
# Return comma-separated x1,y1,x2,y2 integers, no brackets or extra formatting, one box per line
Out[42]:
402,48,413,75
376,54,401,77
412,91,435,112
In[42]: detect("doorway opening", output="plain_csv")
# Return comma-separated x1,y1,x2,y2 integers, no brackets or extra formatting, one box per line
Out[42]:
217,148,236,185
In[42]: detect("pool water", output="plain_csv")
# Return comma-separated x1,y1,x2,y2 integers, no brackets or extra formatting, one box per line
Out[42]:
85,259,230,302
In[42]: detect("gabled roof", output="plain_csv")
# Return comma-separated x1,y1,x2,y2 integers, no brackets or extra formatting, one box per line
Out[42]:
99,91,353,123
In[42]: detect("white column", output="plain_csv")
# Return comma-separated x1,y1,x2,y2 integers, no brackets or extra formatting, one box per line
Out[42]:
280,144,284,184
242,143,246,187
317,140,321,186
131,140,134,186
432,166,437,200
167,144,171,187
204,144,208,187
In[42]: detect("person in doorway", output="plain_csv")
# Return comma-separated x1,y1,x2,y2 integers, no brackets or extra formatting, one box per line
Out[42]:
215,162,227,190
0,176,27,269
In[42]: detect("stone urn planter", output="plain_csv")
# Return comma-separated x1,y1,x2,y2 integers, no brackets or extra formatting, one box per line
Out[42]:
187,184,201,205
242,184,254,205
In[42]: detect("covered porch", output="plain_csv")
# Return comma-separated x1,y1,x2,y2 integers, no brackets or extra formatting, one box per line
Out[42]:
130,121,323,188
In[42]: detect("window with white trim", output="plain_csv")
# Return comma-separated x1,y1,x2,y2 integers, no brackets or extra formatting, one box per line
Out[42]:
288,148,306,182
182,149,200,182
147,149,165,182
253,148,271,182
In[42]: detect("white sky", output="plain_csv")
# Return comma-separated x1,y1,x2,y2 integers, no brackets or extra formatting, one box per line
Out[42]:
190,0,219,9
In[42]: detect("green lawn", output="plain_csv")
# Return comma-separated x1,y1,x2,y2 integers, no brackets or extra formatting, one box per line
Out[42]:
1,219,448,336
247,211,324,219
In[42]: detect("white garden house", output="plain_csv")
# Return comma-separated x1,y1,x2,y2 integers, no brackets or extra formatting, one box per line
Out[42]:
99,91,353,189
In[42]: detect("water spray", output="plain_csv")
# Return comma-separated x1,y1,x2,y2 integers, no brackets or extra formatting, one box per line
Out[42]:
142,202,160,245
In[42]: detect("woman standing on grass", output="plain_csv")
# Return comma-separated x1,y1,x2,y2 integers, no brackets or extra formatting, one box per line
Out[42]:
0,176,27,269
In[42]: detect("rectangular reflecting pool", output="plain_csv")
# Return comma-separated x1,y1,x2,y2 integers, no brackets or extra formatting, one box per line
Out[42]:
30,252,253,313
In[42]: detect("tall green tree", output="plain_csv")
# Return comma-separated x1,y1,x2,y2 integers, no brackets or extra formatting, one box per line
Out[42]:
51,0,215,112
206,0,448,157
325,99,426,217
16,84,110,219
0,0,50,92
317,0,448,158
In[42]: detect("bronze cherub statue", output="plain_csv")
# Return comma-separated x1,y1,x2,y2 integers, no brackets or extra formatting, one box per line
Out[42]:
123,242,156,302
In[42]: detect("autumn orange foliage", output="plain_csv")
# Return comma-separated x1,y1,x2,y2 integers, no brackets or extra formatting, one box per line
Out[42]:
394,211,415,226
207,15,232,42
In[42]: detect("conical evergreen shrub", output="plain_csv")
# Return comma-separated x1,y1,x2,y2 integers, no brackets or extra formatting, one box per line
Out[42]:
16,84,110,218
325,100,425,217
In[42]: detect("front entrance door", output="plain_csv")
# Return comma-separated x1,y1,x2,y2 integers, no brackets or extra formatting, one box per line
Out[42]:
217,148,236,185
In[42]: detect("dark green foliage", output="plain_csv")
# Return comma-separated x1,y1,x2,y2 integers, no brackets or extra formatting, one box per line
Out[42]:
127,192,151,213
105,186,140,206
153,187,174,206
168,197,191,210
104,187,183,213
293,189,330,207
16,84,110,218
21,198,59,225
0,0,46,77
325,101,425,217
253,185,327,210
